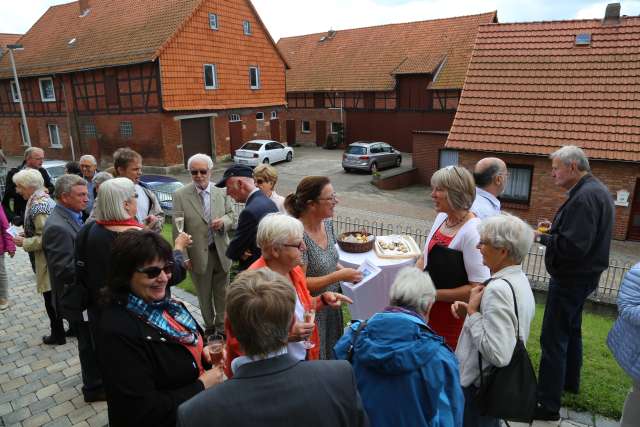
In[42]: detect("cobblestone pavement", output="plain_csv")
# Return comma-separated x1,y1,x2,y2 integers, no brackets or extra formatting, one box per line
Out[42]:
0,234,622,427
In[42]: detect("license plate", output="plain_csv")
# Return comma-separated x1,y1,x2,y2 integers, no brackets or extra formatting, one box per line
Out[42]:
239,159,248,164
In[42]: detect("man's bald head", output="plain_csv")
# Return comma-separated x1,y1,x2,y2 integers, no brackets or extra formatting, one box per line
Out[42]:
473,157,508,196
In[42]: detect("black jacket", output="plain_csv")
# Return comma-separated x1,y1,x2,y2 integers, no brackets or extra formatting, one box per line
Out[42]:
96,302,206,427
177,354,369,427
1,163,54,225
225,190,278,270
541,174,614,280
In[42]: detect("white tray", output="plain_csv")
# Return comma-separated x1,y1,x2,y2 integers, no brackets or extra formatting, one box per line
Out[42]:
374,235,421,259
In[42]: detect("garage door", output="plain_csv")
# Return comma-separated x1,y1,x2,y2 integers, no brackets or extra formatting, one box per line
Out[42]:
181,118,212,168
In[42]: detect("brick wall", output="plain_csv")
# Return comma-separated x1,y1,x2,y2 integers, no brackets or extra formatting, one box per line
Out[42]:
284,108,342,145
458,151,639,241
0,116,73,159
411,132,448,184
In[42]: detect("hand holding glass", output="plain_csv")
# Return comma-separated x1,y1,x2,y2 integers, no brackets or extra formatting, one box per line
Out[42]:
537,219,551,234
206,333,224,367
302,309,316,350
173,210,185,233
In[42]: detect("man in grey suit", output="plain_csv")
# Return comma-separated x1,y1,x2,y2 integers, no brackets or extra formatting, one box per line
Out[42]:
172,154,236,337
43,174,104,402
177,269,369,427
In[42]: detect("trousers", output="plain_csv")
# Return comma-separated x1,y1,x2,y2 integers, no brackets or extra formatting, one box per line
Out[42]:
190,247,229,332
43,290,64,339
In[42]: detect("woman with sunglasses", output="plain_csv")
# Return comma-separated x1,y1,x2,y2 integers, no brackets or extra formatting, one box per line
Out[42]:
96,230,222,427
253,164,286,213
223,213,352,377
285,176,362,359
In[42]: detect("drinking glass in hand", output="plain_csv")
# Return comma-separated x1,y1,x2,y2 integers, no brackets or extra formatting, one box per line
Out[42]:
206,333,224,367
302,309,316,350
537,219,551,234
173,211,185,233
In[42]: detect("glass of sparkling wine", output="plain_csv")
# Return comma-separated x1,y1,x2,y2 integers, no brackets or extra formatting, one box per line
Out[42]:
173,211,185,233
302,309,316,350
206,333,224,367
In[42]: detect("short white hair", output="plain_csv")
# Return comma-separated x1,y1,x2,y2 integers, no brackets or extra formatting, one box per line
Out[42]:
92,171,113,186
187,153,214,170
550,145,590,172
388,267,436,314
477,213,534,264
12,168,44,190
24,147,44,160
79,154,97,165
95,177,135,221
54,174,87,199
257,213,303,249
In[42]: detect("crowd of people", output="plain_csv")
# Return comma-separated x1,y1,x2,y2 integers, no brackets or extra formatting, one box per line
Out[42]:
0,143,636,427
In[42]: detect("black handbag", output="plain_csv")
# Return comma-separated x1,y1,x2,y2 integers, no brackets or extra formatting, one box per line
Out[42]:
425,244,469,289
475,278,537,423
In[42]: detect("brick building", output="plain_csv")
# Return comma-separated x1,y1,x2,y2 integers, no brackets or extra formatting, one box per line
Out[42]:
441,9,640,241
0,0,287,168
277,12,497,152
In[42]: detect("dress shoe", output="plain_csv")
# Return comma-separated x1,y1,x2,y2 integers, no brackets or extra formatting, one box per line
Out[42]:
83,389,107,403
42,335,66,345
0,298,8,310
533,403,560,421
65,328,77,338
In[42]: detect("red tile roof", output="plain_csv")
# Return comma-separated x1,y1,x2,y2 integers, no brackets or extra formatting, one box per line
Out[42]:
0,33,22,48
446,17,640,162
277,11,497,92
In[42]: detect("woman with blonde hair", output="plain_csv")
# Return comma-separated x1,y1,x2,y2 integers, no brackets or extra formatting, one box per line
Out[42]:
253,164,286,213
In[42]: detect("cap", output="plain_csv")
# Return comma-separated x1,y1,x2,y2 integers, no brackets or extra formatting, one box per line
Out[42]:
215,164,254,187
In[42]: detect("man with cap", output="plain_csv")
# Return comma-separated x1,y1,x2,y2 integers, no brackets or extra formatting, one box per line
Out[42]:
216,165,278,271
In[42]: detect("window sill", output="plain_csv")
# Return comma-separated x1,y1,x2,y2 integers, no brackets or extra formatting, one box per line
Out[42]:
50,145,63,149
301,131,311,134
41,99,56,103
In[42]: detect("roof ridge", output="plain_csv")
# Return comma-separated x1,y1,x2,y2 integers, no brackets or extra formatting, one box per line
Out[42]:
479,15,640,28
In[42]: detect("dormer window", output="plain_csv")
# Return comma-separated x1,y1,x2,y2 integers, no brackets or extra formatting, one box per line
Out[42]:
39,77,56,102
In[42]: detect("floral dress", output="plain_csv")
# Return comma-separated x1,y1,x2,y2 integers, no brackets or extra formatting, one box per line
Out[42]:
302,219,343,360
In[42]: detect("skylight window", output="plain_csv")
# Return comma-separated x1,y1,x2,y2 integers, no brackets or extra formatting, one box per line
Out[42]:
68,38,76,46
575,33,591,46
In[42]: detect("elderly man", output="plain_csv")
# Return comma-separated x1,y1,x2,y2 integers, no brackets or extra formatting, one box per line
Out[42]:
172,154,235,337
2,147,54,225
470,157,508,219
79,154,98,216
216,164,278,271
177,269,368,427
534,146,614,421
113,147,164,232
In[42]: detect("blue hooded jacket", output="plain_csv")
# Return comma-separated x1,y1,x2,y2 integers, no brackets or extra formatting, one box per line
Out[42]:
334,310,464,427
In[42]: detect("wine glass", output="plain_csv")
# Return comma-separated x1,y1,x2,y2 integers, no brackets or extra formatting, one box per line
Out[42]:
206,333,224,367
302,309,316,350
173,210,185,233
537,219,551,251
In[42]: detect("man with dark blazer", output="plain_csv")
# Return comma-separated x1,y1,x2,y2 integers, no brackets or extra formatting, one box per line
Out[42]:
177,269,368,427
42,174,105,402
216,164,278,271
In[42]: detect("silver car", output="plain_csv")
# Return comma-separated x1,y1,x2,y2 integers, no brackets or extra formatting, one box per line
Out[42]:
342,141,402,173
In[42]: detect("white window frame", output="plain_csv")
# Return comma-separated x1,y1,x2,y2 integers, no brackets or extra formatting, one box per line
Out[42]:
243,20,252,35
270,111,277,120
204,64,218,90
330,122,341,134
38,77,56,102
209,13,218,30
48,124,62,148
229,113,241,122
10,80,20,103
256,112,264,121
249,66,260,89
501,165,533,204
301,120,310,133
19,122,29,146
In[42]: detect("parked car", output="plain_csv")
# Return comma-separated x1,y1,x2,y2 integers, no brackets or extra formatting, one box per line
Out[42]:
342,141,402,173
42,160,67,184
233,140,294,167
139,175,184,215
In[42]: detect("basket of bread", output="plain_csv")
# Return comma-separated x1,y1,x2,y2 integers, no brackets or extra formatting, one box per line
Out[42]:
337,231,376,253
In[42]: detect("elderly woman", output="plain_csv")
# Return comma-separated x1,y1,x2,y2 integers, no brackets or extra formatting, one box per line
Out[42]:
253,164,286,213
97,230,221,427
285,176,362,359
416,166,490,349
12,169,63,344
223,213,352,377
335,267,464,427
87,171,113,220
451,213,536,427
607,262,640,427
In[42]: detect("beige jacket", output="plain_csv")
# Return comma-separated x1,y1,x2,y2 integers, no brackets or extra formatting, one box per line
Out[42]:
22,213,51,294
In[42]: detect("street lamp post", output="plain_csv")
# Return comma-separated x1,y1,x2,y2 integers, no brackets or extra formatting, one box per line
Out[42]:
6,44,30,146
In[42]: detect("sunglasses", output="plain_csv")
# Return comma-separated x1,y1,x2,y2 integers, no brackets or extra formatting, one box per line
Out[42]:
190,169,209,176
255,179,267,184
136,263,174,278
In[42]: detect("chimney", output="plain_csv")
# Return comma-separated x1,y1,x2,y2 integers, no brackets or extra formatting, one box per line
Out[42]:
79,0,90,17
603,3,621,25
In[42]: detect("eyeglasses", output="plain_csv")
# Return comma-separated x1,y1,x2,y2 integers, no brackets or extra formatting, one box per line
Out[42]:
130,193,138,199
136,263,174,279
317,193,338,202
282,241,305,251
255,179,268,185
190,169,209,176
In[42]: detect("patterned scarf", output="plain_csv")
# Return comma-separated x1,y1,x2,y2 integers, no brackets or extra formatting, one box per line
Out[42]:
126,293,199,345
24,189,55,237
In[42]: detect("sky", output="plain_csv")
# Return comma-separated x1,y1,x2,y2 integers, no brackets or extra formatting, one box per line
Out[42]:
1,0,640,41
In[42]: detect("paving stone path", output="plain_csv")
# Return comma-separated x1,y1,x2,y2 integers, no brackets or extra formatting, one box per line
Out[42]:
0,245,621,427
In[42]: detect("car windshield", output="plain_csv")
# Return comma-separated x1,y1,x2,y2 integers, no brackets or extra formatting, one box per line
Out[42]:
148,182,183,193
240,143,263,151
46,166,66,178
346,146,367,155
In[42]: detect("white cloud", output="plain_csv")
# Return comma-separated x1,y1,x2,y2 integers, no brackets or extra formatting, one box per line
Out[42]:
575,0,640,19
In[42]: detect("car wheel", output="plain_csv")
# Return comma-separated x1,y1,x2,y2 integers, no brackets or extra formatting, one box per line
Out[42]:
370,162,378,174
343,167,350,173
395,156,402,167
286,152,293,162
263,158,270,164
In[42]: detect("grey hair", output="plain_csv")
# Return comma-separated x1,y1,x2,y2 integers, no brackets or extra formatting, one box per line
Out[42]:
95,177,135,221
92,171,113,186
477,213,534,264
430,166,476,211
187,153,214,170
257,213,304,249
388,267,436,314
23,147,43,160
54,174,87,199
12,168,44,190
79,154,97,165
550,145,590,172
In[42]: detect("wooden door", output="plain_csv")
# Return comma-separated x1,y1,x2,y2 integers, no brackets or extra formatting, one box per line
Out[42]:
181,118,211,168
628,178,640,241
270,118,280,141
316,120,326,147
286,120,296,145
229,120,244,154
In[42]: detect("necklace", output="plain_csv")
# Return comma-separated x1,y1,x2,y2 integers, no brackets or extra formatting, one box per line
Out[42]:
445,212,468,228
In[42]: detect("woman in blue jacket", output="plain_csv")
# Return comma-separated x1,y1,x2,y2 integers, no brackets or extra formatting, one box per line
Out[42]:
607,262,640,427
334,267,464,427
